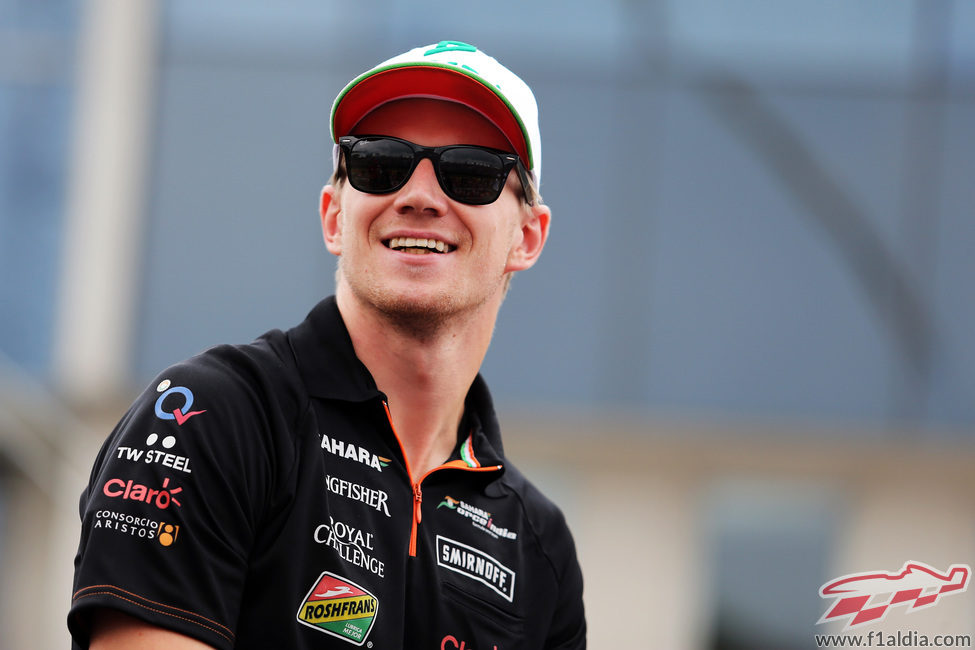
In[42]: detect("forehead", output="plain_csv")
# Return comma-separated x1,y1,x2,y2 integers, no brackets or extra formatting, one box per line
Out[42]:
350,98,513,152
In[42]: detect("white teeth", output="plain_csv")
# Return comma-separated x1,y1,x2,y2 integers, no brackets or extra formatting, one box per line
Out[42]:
387,237,452,253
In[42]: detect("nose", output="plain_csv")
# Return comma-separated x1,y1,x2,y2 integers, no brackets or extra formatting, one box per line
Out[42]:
392,158,448,216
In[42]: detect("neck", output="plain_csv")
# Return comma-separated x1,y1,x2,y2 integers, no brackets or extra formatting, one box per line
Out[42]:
335,284,501,478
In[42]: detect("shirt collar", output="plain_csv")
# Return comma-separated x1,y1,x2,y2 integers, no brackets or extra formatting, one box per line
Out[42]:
287,296,382,403
286,296,505,459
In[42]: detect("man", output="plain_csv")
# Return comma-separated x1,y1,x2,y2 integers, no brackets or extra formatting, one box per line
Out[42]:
69,40,586,649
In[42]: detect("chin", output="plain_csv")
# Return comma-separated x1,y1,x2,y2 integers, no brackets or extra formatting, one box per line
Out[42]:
386,290,453,316
376,293,460,339
363,281,501,334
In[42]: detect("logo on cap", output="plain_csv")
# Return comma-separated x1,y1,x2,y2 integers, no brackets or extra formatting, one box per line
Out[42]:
425,40,477,56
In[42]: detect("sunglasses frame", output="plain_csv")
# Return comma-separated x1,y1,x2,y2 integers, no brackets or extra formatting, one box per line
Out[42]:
338,135,535,206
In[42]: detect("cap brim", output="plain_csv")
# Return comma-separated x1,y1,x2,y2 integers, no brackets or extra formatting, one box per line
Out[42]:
331,64,533,169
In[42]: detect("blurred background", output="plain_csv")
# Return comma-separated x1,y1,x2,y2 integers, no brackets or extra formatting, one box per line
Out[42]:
2,0,974,648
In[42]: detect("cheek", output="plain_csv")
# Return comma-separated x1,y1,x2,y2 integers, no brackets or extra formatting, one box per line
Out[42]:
497,209,527,250
476,220,510,255
340,195,382,241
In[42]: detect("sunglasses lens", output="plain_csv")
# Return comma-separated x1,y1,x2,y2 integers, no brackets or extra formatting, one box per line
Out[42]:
347,138,416,192
342,137,517,205
439,148,507,205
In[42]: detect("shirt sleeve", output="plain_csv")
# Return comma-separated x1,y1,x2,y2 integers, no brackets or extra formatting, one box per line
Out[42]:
68,346,295,649
545,514,587,650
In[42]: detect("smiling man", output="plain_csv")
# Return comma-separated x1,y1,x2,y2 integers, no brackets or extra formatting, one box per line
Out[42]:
69,41,586,649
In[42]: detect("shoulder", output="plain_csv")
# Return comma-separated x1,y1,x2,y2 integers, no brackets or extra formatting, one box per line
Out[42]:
165,329,295,392
149,329,306,426
101,330,311,485
496,461,579,576
71,331,310,650
497,462,565,525
494,459,586,645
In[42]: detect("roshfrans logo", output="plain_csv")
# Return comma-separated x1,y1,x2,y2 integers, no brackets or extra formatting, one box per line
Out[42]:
818,561,971,630
438,496,517,541
296,572,378,646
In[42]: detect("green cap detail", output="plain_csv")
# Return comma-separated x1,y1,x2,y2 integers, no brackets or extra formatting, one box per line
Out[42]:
425,40,477,56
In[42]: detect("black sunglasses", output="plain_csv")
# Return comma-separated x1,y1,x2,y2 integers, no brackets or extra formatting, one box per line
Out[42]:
338,135,535,206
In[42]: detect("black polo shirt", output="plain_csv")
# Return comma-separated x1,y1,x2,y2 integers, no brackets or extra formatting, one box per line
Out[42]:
69,296,586,649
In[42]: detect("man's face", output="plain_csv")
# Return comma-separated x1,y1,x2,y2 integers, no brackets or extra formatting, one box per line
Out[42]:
322,98,548,329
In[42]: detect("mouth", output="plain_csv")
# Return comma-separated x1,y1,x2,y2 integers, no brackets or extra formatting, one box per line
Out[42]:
383,237,456,255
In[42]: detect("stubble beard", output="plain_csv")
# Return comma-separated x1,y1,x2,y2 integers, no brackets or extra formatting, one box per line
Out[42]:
339,260,504,343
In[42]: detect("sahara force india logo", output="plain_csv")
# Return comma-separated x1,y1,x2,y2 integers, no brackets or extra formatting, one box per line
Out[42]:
438,496,517,541
818,561,971,630
296,572,378,646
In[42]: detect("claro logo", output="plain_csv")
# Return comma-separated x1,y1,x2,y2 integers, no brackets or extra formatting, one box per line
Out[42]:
102,477,183,510
441,635,497,650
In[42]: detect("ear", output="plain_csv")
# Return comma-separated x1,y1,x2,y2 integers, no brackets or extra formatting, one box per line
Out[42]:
505,203,551,273
320,185,342,256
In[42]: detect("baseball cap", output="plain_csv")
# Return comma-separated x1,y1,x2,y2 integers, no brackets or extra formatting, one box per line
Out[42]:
330,40,542,185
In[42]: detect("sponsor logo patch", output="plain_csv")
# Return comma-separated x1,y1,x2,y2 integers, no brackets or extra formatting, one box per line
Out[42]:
115,435,193,474
91,509,180,547
320,434,391,472
325,475,390,517
296,572,378,646
436,535,516,603
154,379,206,425
438,495,517,541
313,517,385,577
441,634,499,650
102,476,184,510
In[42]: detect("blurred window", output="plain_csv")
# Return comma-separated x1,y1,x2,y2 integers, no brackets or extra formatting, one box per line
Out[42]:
0,0,79,374
705,479,837,650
